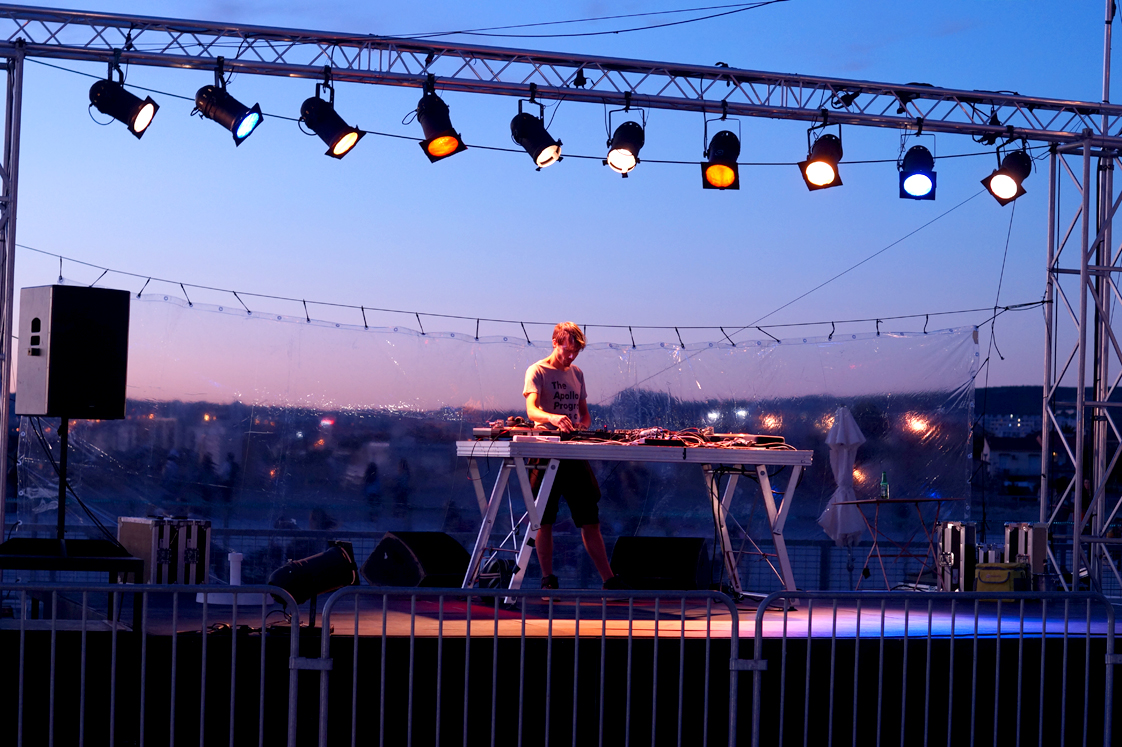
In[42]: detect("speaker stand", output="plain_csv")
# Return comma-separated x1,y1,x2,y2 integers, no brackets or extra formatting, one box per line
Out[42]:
0,415,143,602
56,416,68,542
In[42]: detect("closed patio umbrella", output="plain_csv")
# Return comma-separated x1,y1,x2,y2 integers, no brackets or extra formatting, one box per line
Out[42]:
817,405,867,546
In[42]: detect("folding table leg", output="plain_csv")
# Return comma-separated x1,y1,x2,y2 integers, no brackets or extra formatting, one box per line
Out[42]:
703,465,744,597
507,457,557,593
462,459,514,588
757,464,799,593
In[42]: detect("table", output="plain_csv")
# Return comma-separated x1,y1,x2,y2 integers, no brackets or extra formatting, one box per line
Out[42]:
836,497,963,590
456,440,813,597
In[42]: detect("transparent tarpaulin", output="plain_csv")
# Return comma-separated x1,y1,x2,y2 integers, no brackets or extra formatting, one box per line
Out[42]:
15,294,977,588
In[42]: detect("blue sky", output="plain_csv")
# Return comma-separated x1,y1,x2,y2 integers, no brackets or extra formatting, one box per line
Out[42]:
7,1,1116,388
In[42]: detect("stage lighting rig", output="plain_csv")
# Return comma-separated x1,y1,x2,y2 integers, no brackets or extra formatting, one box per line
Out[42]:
701,108,740,190
604,94,646,177
416,74,467,163
798,118,843,190
194,57,262,146
300,67,364,159
88,50,158,139
899,143,936,200
981,148,1032,206
510,85,562,169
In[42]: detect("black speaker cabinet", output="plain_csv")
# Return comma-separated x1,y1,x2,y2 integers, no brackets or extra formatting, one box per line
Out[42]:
610,536,711,590
15,285,130,419
361,531,470,588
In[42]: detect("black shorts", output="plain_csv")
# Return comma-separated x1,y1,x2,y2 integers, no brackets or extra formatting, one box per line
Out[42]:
528,459,601,527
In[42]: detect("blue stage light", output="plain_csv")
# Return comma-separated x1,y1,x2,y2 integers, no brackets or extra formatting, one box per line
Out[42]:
899,145,936,200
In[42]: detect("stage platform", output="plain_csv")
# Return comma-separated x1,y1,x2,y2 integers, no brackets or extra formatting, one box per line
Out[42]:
17,586,1115,639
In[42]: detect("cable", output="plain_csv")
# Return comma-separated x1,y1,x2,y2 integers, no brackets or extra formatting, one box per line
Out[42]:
737,189,987,333
19,243,1041,341
28,57,1037,168
27,417,125,549
397,1,789,40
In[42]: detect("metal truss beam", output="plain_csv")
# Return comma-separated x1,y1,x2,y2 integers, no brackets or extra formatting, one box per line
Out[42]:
1042,141,1122,594
1,4,1122,149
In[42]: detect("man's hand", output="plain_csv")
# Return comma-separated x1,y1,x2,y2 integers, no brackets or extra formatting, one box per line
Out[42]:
552,413,575,432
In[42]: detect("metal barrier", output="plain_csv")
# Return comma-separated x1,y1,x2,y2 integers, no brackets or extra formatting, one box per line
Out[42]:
0,582,303,747
748,591,1117,747
316,588,744,747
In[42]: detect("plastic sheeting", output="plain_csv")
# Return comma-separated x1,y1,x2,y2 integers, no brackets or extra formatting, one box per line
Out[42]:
14,293,977,586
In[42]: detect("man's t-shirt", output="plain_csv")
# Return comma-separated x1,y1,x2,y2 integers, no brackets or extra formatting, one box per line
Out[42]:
523,360,586,420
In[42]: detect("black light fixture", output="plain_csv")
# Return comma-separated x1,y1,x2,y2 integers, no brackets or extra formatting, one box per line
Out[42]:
300,67,363,159
702,130,741,190
416,74,467,163
194,56,263,146
899,144,936,200
88,51,158,139
510,85,561,169
604,92,645,177
267,541,358,607
798,132,843,190
981,149,1032,206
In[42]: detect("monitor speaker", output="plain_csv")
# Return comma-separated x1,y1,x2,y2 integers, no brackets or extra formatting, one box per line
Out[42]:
15,285,130,419
361,531,470,587
610,536,711,590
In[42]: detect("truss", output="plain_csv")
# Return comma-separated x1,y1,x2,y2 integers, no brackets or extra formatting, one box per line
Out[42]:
1042,140,1122,593
0,4,1121,149
0,5,1119,593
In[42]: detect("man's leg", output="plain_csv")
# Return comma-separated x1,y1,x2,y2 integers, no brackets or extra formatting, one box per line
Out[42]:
580,523,616,582
537,523,554,577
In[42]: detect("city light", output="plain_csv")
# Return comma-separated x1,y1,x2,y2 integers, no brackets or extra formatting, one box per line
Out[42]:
762,414,782,430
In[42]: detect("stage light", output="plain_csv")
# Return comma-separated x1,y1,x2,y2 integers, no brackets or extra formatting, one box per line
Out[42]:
606,121,645,176
89,79,158,139
194,85,262,146
899,144,936,200
798,133,843,190
267,542,358,606
701,130,740,190
416,82,467,163
981,150,1032,206
510,111,562,168
301,96,364,159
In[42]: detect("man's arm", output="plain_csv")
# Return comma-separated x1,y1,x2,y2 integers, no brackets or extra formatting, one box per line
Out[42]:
577,396,591,430
526,392,576,432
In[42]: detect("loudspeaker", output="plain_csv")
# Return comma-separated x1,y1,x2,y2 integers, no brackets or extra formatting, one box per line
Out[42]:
268,541,358,605
15,285,130,419
361,531,470,587
609,536,711,590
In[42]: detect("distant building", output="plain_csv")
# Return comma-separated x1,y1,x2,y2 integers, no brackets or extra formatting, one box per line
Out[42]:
983,434,1042,497
983,414,1043,438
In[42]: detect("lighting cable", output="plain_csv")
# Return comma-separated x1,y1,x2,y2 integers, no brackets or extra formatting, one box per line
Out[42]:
29,57,1045,168
19,241,1043,341
393,1,790,40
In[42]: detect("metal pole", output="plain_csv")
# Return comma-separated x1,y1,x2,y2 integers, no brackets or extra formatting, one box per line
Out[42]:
55,417,67,540
1075,133,1093,587
1042,146,1057,524
0,43,22,537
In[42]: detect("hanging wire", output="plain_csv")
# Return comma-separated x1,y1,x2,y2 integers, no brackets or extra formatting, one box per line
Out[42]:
396,1,788,40
233,291,251,315
136,277,151,298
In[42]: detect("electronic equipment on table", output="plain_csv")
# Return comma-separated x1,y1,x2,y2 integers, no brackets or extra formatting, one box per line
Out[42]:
472,417,788,449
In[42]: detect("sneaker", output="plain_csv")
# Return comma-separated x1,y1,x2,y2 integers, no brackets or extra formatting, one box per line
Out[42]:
541,574,559,590
602,575,628,591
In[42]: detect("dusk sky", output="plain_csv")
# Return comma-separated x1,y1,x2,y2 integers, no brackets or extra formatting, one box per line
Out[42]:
6,1,1116,392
